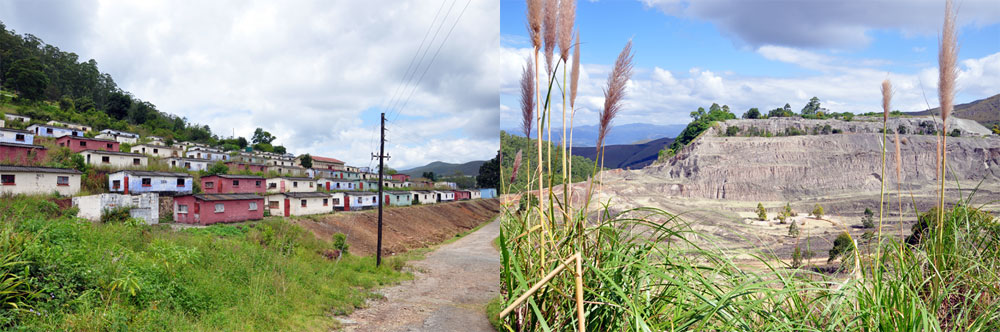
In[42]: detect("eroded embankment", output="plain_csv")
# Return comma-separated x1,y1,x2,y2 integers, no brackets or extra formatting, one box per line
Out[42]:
291,199,501,256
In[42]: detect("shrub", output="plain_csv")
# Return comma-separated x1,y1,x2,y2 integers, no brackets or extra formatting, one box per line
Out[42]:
756,203,767,221
791,245,803,268
950,129,961,137
861,207,875,228
897,125,908,134
828,231,853,263
811,204,824,219
100,206,132,224
332,233,349,254
821,124,832,135
725,126,741,136
788,220,800,237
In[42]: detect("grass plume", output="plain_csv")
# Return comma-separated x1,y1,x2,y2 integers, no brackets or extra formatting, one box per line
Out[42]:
527,0,543,50
570,32,581,108
597,40,634,151
937,0,958,232
557,0,576,62
542,0,558,74
520,56,535,138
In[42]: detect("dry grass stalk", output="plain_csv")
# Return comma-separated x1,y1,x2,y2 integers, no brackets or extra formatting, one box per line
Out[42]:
558,0,576,62
542,0,558,74
527,0,543,50
520,57,535,138
511,150,523,184
881,79,892,122
597,40,634,150
877,78,892,259
938,0,957,231
499,252,585,331
570,32,581,108
894,132,904,250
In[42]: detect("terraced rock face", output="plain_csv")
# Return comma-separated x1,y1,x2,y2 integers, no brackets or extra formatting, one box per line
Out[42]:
640,118,1000,202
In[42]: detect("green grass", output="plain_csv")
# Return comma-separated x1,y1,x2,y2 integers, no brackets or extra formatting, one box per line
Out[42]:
0,195,412,331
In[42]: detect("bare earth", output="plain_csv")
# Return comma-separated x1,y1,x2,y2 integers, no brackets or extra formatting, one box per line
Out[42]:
337,220,500,332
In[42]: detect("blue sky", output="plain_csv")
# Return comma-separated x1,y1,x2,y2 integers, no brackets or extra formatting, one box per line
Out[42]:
499,0,1000,128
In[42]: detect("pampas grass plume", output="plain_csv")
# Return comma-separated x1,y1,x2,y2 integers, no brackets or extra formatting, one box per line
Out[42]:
520,57,535,138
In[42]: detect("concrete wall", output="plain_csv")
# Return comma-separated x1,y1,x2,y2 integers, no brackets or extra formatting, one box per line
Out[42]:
174,196,264,225
265,194,335,216
164,158,209,172
82,151,148,168
344,193,377,210
0,129,33,145
0,145,46,164
266,178,315,193
96,133,138,144
56,136,119,153
0,171,80,196
386,193,411,206
28,125,83,138
132,144,183,158
185,149,228,161
201,176,265,194
411,191,438,204
317,178,355,191
108,173,193,194
73,193,160,224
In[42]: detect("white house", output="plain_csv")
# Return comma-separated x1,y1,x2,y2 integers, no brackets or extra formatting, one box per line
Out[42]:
3,113,31,123
470,190,482,199
410,190,438,205
435,181,459,190
316,178,356,191
266,192,336,217
434,191,455,202
0,128,33,145
146,136,166,146
107,170,193,195
0,165,81,196
96,129,139,144
162,157,210,172
26,124,85,138
72,193,160,224
185,146,229,161
46,120,92,132
80,150,148,168
344,191,378,211
131,144,184,158
266,177,316,193
270,165,307,176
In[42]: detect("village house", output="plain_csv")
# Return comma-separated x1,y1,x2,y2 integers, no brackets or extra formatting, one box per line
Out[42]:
131,144,183,158
434,190,455,202
480,188,497,199
0,142,47,164
0,165,81,196
390,174,411,182
201,174,265,194
26,123,85,138
330,170,361,180
410,178,434,189
316,177,355,191
3,113,30,123
266,176,315,193
435,181,459,190
145,136,166,146
185,146,229,161
361,172,379,180
266,191,336,217
453,190,472,200
55,136,119,153
343,191,378,211
410,190,438,205
46,120,92,133
174,193,264,225
163,157,210,172
384,191,412,207
177,141,209,151
0,118,4,127
224,161,268,173
81,150,148,168
470,190,482,199
270,164,307,176
0,128,33,145
108,170,193,195
96,129,139,144
305,155,345,171
344,165,360,173
262,152,296,167
73,193,159,224
231,152,266,164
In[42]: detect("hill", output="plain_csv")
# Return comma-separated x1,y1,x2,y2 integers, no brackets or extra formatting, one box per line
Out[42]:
909,93,1000,128
399,160,486,177
505,123,685,147
571,137,675,170
499,131,598,192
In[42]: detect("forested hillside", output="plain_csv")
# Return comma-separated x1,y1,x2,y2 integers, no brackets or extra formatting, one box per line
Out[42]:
500,131,597,192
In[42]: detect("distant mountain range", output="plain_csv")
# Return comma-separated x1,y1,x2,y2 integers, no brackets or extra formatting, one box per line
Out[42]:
908,93,999,127
571,137,675,170
399,160,485,177
504,123,686,147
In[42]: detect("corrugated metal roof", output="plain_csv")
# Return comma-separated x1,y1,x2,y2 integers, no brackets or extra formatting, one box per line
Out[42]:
111,170,192,177
0,165,82,174
193,193,263,201
278,192,333,198
0,142,47,149
59,136,119,143
311,156,345,164
344,191,377,196
81,149,146,157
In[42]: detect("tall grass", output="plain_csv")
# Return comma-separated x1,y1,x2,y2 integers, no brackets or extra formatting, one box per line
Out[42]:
497,0,999,330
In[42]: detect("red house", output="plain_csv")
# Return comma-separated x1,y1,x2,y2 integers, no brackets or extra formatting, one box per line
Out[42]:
453,190,472,200
224,161,268,173
173,194,264,225
0,142,47,164
200,174,266,194
55,136,119,153
390,174,410,182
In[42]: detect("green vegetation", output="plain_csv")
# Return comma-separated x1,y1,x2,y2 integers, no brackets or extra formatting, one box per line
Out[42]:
500,131,597,193
756,203,767,221
668,103,736,153
862,207,875,228
788,220,800,237
0,195,409,330
828,231,854,264
811,204,824,219
476,151,500,189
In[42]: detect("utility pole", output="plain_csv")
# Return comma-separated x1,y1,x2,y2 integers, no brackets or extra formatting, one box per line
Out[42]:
372,112,390,266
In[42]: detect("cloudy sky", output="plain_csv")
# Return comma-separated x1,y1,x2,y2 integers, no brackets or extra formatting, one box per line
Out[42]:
500,0,1000,130
0,0,499,170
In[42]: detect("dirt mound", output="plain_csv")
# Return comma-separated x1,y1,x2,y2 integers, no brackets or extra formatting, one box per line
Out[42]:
291,199,501,256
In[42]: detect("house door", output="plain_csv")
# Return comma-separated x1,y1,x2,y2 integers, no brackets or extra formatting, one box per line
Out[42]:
344,197,351,210
326,182,330,191
283,199,290,217
359,182,363,190
385,195,389,205
280,181,285,192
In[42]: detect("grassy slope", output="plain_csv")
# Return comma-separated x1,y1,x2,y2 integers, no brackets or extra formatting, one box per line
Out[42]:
0,195,412,331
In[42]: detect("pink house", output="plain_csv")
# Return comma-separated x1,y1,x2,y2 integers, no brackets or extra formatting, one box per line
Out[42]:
173,194,264,225
55,136,120,153
200,174,266,194
390,174,411,182
453,190,472,200
0,142,47,164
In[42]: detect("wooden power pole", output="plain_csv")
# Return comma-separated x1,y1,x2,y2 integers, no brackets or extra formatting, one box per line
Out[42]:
373,112,390,266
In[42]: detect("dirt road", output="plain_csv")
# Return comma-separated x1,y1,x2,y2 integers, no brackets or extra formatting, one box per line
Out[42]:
337,220,500,332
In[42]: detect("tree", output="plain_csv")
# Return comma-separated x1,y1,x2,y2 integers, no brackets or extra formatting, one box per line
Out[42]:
801,97,821,115
788,220,800,237
725,126,741,136
273,146,287,154
423,171,436,181
236,137,248,149
992,124,1000,135
300,154,313,169
105,91,133,120
811,204,824,219
6,58,49,100
756,203,767,221
861,207,875,228
384,168,398,175
252,143,273,152
203,161,229,176
251,128,276,145
828,232,853,263
477,151,500,189
950,129,961,137
742,107,761,119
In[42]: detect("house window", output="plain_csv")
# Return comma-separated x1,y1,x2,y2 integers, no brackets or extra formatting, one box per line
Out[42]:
255,180,262,187
176,179,185,187
107,143,113,149
214,203,224,213
141,178,152,187
323,199,328,206
268,201,279,209
249,202,258,210
112,180,121,189
178,205,188,213
57,176,69,186
102,156,110,163
332,198,340,205
293,181,298,188
15,134,24,142
46,128,53,134
1,174,14,185
301,200,307,207
184,162,191,168
153,148,158,154
205,181,215,189
133,158,141,165
233,180,239,187
268,183,277,189
80,141,87,147
309,182,313,188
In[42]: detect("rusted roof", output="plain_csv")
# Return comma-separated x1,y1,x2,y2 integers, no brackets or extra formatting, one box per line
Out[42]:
193,193,263,201
0,165,82,174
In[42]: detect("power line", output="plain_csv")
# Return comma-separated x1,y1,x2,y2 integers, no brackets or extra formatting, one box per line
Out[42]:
381,0,452,118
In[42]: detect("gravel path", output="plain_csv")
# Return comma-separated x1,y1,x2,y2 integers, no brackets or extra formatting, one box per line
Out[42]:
337,220,500,332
